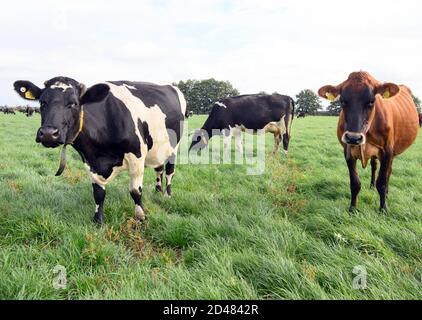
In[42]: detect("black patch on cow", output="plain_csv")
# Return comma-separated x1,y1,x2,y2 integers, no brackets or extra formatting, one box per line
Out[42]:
138,119,153,151
73,94,142,179
109,81,184,148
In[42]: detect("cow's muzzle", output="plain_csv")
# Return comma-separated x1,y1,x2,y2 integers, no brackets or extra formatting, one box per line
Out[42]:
342,131,366,146
36,126,62,148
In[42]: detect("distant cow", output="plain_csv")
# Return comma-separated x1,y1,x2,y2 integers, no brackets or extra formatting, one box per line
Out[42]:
14,77,186,225
25,106,35,117
319,71,419,213
190,94,295,155
185,110,194,118
4,107,16,115
297,112,306,119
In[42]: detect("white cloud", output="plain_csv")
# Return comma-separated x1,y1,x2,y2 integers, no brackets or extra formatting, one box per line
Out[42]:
0,0,421,105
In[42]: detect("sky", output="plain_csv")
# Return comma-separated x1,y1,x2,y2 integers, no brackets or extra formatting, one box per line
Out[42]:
1,0,421,105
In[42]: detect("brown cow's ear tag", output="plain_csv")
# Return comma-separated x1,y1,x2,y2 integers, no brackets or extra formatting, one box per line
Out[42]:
326,93,337,102
20,87,36,100
383,90,391,99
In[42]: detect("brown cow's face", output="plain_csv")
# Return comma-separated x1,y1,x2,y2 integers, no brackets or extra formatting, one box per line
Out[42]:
339,85,376,146
319,77,400,146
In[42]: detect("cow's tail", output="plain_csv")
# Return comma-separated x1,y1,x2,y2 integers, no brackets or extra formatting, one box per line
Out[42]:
288,98,295,138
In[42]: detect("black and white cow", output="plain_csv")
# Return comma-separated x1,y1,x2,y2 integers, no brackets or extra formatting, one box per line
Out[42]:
14,77,186,225
190,94,295,155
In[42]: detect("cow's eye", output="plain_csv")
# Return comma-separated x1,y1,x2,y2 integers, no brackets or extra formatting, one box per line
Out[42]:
369,100,375,107
67,103,77,109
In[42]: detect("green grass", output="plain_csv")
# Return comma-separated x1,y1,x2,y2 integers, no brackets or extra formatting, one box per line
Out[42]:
0,114,421,300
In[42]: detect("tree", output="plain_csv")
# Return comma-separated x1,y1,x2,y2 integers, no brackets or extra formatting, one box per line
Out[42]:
327,99,342,116
173,79,240,114
412,94,421,113
295,89,323,115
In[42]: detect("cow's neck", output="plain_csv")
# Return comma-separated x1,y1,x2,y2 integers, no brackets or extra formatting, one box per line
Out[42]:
71,102,117,166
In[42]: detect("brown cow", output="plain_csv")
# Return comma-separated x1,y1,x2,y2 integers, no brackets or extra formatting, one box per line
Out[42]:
319,71,419,213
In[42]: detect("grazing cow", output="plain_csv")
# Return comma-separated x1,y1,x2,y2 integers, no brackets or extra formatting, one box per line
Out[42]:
319,71,419,212
4,107,16,115
185,110,194,118
14,77,186,225
190,94,295,155
25,106,35,117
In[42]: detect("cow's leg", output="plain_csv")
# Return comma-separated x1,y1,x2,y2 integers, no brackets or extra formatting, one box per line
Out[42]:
370,158,378,189
223,129,232,154
234,128,243,155
128,156,146,221
164,155,176,198
155,165,164,193
92,183,106,226
345,150,361,212
273,132,282,155
377,152,393,213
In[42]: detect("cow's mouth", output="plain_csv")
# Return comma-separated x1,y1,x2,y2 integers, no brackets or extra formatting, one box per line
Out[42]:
342,131,366,146
40,141,62,148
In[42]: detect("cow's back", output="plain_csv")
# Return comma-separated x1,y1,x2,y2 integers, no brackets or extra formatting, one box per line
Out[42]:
221,94,292,129
376,85,419,155
106,81,186,167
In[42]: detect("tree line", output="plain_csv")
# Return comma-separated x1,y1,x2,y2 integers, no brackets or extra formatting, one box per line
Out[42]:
174,79,422,116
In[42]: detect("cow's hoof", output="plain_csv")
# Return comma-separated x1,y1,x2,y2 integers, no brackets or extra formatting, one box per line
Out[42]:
156,185,163,193
93,213,104,226
349,206,358,214
135,206,146,222
379,207,388,215
164,192,172,199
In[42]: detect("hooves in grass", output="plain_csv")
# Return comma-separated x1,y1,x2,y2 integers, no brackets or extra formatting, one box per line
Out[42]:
93,212,104,227
379,207,389,215
349,206,359,214
349,206,389,215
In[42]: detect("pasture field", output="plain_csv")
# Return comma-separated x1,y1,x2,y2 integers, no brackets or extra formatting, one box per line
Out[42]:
0,114,421,300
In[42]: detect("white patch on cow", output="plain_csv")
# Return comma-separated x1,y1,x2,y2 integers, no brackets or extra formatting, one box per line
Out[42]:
215,102,228,109
126,152,146,191
279,115,287,135
123,84,137,90
164,172,175,197
95,205,100,213
172,86,187,115
106,82,183,168
135,205,145,221
50,82,73,92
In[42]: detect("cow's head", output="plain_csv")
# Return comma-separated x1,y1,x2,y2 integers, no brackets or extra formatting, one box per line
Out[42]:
189,129,210,151
14,77,109,148
318,72,400,146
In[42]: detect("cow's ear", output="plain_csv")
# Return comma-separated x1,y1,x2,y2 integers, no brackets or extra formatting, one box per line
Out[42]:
13,81,42,101
375,83,400,99
80,84,110,105
318,85,341,102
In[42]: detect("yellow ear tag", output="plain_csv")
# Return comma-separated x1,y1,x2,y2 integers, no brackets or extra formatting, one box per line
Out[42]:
383,91,391,99
326,93,336,102
24,91,36,100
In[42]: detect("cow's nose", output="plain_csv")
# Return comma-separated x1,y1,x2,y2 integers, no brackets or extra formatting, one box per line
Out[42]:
345,132,364,145
37,127,60,143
